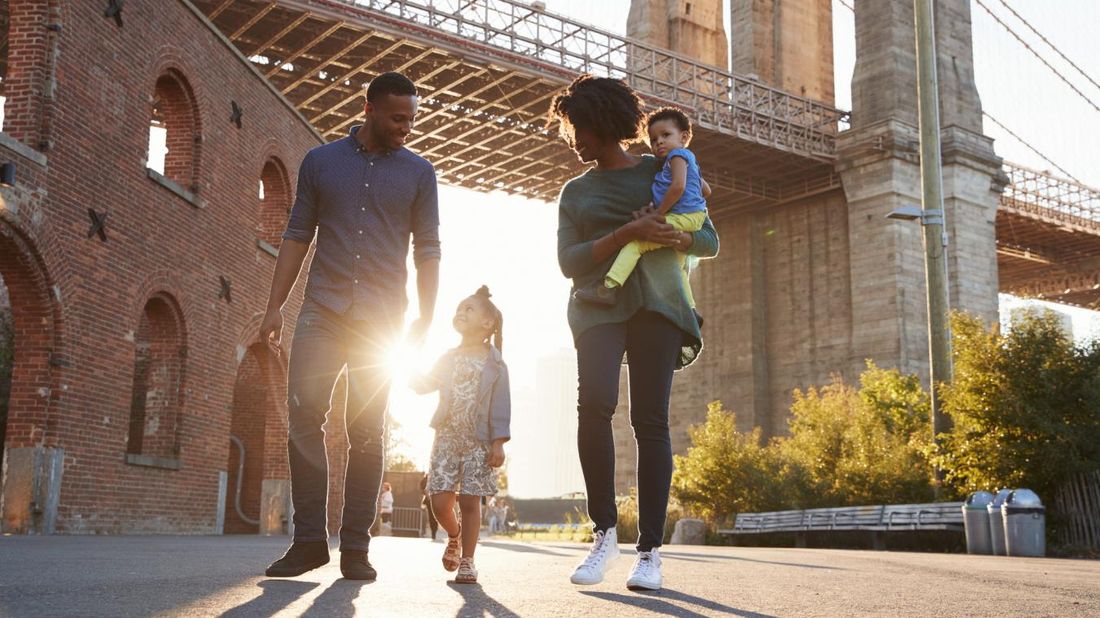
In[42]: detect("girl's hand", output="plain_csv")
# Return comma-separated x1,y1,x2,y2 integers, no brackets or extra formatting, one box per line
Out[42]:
487,441,506,468
632,203,659,219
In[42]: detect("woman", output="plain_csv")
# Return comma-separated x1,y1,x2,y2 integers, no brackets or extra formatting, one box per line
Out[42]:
549,75,719,591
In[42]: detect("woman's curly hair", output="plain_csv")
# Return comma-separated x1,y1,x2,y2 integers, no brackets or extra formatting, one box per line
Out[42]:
546,74,645,146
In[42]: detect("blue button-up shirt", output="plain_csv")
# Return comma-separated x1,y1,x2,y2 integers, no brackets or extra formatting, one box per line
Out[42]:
283,126,441,323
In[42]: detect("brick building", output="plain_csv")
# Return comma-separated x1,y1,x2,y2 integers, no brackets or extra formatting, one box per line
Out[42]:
0,0,362,534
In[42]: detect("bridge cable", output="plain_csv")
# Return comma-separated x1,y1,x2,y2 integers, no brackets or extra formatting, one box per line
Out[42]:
974,0,1099,112
982,111,1081,183
993,0,1100,94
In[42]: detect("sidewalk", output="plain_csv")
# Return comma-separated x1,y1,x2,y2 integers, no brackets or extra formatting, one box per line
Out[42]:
1,534,1097,617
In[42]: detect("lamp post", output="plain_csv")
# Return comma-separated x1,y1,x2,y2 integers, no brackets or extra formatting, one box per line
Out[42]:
887,0,954,494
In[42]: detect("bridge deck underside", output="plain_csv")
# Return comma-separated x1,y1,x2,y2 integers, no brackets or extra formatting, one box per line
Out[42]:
197,0,837,214
998,207,1100,308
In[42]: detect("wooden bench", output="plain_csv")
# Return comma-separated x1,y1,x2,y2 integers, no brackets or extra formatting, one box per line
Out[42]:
718,502,964,549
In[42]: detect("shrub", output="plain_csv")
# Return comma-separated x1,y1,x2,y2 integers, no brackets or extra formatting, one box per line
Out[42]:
935,311,1100,503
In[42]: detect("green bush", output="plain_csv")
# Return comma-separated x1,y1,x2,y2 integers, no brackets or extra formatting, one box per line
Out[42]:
781,363,936,507
935,311,1100,503
671,402,798,521
672,365,936,522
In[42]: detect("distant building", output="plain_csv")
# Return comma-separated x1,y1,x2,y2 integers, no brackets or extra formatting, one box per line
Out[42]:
509,349,585,498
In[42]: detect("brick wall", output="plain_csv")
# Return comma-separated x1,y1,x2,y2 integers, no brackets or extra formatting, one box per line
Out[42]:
0,0,337,534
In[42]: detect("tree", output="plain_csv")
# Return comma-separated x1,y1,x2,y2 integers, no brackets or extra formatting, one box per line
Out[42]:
671,402,796,520
779,363,935,507
935,311,1100,502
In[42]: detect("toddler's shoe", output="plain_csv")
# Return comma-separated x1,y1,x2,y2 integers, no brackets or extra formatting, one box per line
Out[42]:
574,282,618,306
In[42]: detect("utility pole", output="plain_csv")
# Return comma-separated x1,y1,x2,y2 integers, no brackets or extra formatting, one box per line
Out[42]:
913,0,954,461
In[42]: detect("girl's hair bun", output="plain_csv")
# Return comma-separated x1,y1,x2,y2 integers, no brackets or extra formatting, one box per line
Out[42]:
476,285,492,299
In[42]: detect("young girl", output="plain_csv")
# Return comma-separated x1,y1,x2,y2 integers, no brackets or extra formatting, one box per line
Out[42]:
412,286,510,584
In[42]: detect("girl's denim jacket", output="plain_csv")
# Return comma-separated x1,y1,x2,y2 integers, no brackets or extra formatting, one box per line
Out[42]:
413,345,511,443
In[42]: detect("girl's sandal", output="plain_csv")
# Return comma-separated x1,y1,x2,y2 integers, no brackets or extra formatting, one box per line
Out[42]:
442,530,461,572
454,557,478,584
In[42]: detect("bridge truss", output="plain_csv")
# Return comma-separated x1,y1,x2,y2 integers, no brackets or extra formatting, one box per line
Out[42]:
998,162,1100,308
195,0,1100,307
195,0,846,211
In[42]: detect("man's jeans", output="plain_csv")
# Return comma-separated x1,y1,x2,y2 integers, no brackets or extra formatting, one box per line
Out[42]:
286,301,394,551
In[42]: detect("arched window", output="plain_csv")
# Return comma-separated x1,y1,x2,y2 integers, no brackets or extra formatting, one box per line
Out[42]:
258,158,291,250
127,294,186,466
147,70,200,192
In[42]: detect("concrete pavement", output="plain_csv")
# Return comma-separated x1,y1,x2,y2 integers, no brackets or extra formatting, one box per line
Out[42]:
0,534,1097,617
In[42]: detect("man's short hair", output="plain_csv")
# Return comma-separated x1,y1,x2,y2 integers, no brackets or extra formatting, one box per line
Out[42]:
366,72,417,102
646,107,692,135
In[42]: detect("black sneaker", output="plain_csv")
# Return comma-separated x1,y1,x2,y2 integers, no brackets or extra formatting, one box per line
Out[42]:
265,541,330,577
574,282,618,306
340,549,377,581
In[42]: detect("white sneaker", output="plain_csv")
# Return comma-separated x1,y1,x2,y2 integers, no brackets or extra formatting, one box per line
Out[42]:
569,527,620,585
626,549,662,591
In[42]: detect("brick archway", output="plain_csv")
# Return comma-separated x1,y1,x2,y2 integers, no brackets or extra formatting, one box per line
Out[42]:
258,157,291,250
224,342,287,534
0,219,62,533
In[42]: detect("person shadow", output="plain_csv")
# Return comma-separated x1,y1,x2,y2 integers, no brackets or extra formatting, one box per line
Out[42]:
579,589,777,618
300,579,374,617
221,580,320,618
447,581,521,618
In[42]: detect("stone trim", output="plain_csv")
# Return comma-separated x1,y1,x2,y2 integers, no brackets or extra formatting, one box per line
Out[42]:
124,453,183,470
0,132,48,167
147,167,206,208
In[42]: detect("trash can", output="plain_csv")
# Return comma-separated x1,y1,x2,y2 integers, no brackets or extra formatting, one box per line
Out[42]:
1002,489,1045,558
987,488,1012,555
962,491,995,554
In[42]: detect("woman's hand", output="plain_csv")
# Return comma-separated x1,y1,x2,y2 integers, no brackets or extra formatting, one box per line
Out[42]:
487,441,506,468
626,214,682,246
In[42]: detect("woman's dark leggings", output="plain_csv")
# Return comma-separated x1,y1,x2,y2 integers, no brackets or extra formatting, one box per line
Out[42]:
576,310,681,552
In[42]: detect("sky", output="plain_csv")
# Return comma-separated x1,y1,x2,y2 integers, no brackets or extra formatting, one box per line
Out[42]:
55,1,1099,498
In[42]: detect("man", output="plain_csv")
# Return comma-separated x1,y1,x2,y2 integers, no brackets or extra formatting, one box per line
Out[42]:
260,72,440,581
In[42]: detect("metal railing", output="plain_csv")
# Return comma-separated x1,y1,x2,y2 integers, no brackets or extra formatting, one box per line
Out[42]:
1001,161,1100,227
311,0,848,159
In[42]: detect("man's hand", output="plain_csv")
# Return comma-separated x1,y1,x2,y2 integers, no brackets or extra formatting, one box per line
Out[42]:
258,308,284,355
406,316,431,346
487,441,506,468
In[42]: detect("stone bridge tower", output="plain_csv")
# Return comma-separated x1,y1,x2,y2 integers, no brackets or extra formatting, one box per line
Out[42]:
627,0,728,69
617,0,1003,489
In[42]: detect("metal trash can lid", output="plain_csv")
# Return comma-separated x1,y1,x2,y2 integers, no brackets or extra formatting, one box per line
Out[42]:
1003,488,1045,514
987,488,1013,511
964,491,995,510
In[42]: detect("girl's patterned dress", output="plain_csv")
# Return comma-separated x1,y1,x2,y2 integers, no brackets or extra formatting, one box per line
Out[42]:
427,352,497,496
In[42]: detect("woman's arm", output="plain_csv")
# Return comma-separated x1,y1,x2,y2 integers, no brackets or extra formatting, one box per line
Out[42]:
672,216,720,258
